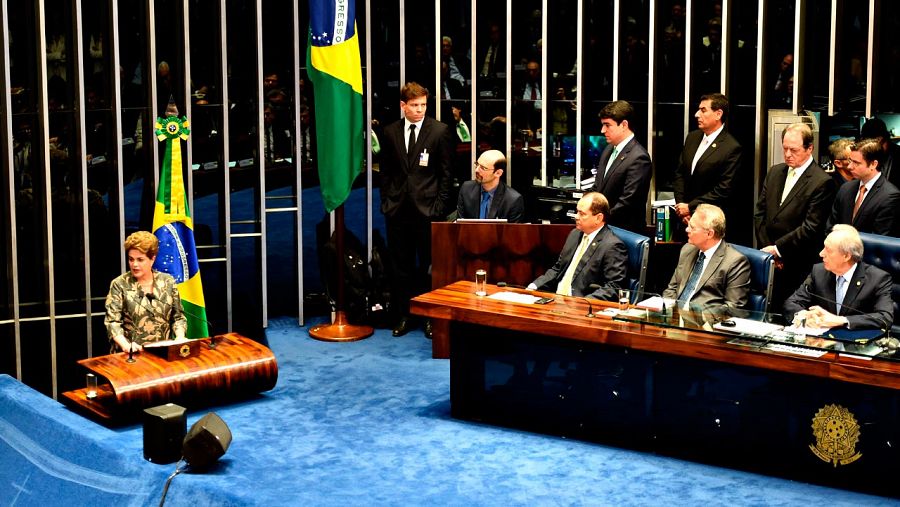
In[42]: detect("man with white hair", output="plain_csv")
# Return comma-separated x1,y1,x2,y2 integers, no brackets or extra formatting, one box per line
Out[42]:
783,224,894,330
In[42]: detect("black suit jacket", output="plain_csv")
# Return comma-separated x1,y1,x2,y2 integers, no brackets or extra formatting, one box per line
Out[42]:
662,242,751,310
379,116,455,219
591,138,652,234
531,226,628,301
754,162,836,265
673,128,743,211
826,175,900,236
456,180,525,222
783,262,894,330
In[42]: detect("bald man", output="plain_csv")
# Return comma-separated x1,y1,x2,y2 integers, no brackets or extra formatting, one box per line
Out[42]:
457,149,526,222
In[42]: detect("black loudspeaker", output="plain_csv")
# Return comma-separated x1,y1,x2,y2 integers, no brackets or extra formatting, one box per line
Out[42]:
143,403,187,464
182,412,232,469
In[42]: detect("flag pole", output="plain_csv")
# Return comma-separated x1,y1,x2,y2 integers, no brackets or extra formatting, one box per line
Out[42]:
309,204,373,341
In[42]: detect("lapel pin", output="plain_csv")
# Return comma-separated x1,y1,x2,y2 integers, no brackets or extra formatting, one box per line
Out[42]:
856,281,861,286
711,143,717,148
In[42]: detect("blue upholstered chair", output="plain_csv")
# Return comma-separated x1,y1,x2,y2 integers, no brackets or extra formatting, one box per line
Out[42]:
608,226,649,302
728,244,775,314
858,232,900,335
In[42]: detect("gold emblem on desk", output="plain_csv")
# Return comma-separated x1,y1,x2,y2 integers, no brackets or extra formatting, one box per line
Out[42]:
809,404,862,466
179,343,191,358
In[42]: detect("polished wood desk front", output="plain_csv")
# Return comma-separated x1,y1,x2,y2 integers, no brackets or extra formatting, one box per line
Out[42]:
62,333,278,421
411,282,900,495
411,281,900,390
429,222,573,358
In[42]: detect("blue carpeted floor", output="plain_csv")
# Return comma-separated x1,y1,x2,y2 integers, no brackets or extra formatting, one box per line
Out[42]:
1,319,898,506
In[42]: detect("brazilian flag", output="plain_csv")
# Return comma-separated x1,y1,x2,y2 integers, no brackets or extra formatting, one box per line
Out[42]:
152,108,209,338
307,0,364,212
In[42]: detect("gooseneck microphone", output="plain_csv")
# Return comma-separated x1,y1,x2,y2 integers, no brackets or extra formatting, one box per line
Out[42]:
496,281,528,290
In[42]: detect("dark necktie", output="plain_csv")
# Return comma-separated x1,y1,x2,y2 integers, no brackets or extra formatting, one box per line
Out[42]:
677,251,706,305
407,124,417,163
480,191,491,219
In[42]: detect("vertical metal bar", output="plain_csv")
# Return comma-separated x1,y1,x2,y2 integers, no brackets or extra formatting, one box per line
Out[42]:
220,0,233,331
0,0,22,379
720,0,730,94
365,0,373,275
539,0,547,187
470,0,477,169
754,0,767,246
399,0,405,92
110,0,125,273
828,0,837,116
291,0,310,326
646,0,656,215
183,0,193,213
865,0,874,117
148,0,159,189
504,0,511,169
435,0,441,122
683,0,693,137
256,0,267,327
792,0,803,114
612,0,620,100
573,0,582,185
36,0,59,399
72,0,93,357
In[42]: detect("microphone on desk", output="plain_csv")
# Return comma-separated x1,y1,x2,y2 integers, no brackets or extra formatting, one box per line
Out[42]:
582,284,604,318
496,281,528,290
126,340,136,363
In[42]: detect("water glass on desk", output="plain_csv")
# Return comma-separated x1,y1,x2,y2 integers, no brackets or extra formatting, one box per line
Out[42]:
475,269,487,296
86,373,97,399
618,289,630,310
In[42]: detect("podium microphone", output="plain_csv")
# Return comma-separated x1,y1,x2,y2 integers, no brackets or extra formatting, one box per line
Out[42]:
126,340,136,363
496,281,528,290
583,283,604,318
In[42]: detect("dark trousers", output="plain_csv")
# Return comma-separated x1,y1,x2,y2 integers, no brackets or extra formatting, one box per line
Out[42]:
386,212,433,317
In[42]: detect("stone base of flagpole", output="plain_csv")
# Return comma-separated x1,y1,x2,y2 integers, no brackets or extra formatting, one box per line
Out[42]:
309,311,373,342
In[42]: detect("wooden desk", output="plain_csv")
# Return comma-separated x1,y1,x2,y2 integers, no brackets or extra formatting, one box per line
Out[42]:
411,282,900,496
429,222,573,358
62,333,278,421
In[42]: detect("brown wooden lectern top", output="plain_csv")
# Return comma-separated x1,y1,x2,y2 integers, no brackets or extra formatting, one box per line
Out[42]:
62,333,278,421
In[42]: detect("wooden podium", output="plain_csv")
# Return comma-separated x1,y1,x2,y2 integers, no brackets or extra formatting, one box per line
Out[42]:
62,333,278,422
429,222,573,358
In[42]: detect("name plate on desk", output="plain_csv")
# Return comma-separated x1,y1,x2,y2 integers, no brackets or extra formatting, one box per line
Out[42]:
144,338,206,361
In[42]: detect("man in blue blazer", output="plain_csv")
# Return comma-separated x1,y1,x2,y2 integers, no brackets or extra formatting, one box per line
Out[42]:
591,100,652,234
456,149,525,222
826,138,900,237
528,192,627,300
784,224,893,331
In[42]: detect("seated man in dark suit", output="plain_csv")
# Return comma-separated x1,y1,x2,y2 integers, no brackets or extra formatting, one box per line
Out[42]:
826,138,900,237
456,149,525,222
663,204,750,311
784,224,893,330
528,192,627,300
591,100,652,234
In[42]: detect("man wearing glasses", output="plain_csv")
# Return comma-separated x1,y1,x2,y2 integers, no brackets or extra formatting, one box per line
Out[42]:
456,150,525,222
527,192,627,300
663,204,750,311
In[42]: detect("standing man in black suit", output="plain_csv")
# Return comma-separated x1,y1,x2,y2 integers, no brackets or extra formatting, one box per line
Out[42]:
784,225,893,331
380,82,455,337
672,93,742,233
826,138,900,237
527,192,627,300
457,149,525,222
591,100,652,234
754,122,836,307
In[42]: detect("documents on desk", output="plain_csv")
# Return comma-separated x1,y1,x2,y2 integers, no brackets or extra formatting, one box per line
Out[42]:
487,292,545,304
712,318,784,337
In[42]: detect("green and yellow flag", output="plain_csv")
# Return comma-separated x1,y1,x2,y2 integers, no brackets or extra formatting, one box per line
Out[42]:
152,104,209,338
307,0,364,212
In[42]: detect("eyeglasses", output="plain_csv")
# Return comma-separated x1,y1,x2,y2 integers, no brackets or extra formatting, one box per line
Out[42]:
474,161,492,172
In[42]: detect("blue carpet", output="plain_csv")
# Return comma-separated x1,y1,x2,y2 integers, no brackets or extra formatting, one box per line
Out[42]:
1,320,898,506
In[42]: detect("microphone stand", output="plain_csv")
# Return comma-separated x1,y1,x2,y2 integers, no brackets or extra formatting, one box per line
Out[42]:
126,341,136,363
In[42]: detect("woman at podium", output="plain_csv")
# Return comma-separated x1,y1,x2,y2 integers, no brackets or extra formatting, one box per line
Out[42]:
104,231,186,353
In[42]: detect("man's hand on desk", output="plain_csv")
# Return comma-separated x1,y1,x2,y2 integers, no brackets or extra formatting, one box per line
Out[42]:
527,283,537,291
795,306,849,329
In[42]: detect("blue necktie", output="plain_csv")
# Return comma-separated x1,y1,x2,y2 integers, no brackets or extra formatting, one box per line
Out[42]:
835,275,846,314
677,251,706,305
480,191,491,219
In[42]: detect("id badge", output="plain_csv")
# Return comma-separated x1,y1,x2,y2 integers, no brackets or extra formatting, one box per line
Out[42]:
418,150,429,167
